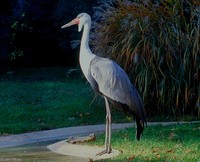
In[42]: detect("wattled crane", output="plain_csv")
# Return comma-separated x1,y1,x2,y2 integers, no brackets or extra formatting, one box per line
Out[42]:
61,13,146,155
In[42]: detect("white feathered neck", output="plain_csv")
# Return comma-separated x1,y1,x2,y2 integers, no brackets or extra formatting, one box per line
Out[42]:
79,17,95,81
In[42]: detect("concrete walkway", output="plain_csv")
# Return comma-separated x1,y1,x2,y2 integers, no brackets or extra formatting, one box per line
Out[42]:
0,121,199,148
47,140,120,161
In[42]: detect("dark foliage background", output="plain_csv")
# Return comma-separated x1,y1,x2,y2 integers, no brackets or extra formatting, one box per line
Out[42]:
0,0,199,118
0,0,97,67
91,0,200,117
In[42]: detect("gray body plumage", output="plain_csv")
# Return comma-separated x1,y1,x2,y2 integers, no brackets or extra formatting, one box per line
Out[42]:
88,56,146,124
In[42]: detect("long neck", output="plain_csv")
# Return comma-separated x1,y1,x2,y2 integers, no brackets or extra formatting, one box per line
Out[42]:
79,21,95,80
80,22,91,52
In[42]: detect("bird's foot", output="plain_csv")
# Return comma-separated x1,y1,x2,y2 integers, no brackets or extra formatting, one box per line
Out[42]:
96,148,112,156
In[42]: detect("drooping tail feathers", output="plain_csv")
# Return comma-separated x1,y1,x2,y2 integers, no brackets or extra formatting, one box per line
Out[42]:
135,116,145,140
107,86,146,141
132,87,146,140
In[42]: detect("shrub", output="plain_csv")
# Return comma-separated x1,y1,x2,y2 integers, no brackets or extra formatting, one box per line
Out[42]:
91,0,200,117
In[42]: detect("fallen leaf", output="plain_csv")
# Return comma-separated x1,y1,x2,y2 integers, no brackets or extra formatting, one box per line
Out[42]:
89,158,93,162
156,154,161,159
166,149,173,153
164,155,168,159
119,149,123,154
184,148,192,154
152,147,160,154
128,155,135,161
152,150,156,153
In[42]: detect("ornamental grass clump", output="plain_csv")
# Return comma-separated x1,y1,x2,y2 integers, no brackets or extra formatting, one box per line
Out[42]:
91,0,200,117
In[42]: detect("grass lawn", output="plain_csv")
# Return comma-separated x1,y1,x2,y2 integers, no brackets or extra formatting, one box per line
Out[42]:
91,123,200,161
0,67,199,161
0,67,129,135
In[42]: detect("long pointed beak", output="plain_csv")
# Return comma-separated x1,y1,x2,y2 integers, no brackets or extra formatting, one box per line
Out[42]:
61,18,79,29
61,21,74,28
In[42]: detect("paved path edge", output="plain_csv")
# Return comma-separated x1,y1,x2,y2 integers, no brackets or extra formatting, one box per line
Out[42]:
0,121,199,148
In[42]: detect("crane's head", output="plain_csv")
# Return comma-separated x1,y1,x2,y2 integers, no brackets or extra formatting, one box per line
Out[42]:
61,13,91,32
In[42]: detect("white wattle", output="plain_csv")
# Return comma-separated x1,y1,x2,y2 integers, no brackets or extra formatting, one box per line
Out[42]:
79,20,95,81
